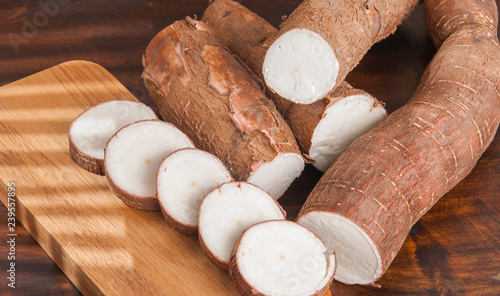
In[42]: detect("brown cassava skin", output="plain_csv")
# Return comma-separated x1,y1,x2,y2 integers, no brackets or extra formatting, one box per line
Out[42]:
68,138,105,176
272,0,419,94
298,0,500,283
424,0,498,48
105,174,160,211
142,19,300,181
160,206,197,236
202,0,385,157
199,230,231,270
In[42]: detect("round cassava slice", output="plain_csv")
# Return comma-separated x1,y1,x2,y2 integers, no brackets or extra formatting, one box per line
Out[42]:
69,100,157,175
198,181,286,270
104,120,194,210
157,148,233,235
230,220,336,296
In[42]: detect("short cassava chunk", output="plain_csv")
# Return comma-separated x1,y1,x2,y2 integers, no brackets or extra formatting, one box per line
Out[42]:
203,0,387,171
298,0,500,285
142,18,304,198
263,0,419,104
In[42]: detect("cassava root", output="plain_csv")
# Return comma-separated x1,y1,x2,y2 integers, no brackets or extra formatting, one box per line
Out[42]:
298,0,500,284
202,0,387,171
142,18,304,198
263,0,419,104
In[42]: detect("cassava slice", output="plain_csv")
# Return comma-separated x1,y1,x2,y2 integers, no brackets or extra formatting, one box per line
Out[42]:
262,0,419,104
298,0,500,284
230,220,335,296
104,120,194,210
198,181,286,270
69,100,157,175
157,148,233,235
202,0,387,171
142,18,304,199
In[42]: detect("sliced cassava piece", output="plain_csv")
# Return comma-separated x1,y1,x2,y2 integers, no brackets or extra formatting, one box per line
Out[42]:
262,0,419,104
69,100,157,175
298,0,500,285
157,148,233,235
230,220,336,296
202,0,387,171
198,182,286,270
104,120,194,210
142,17,304,198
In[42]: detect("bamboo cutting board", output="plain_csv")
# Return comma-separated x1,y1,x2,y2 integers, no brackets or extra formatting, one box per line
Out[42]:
0,60,237,295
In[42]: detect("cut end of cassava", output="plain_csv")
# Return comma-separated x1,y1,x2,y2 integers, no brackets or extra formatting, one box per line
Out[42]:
247,153,305,199
298,211,383,285
198,182,286,269
263,29,339,104
310,95,387,172
69,100,157,175
230,220,336,296
157,148,233,235
104,120,194,210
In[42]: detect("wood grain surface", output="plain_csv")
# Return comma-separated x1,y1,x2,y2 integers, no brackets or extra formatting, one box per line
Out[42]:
0,60,237,295
0,0,498,295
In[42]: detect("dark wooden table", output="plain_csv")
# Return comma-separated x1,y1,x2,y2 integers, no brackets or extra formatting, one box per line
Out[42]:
0,0,499,295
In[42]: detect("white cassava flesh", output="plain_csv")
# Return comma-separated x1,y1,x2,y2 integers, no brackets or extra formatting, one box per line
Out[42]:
247,153,305,198
104,120,194,210
298,212,383,285
230,220,336,296
198,182,286,269
69,100,157,175
263,29,339,104
157,148,233,234
310,95,387,171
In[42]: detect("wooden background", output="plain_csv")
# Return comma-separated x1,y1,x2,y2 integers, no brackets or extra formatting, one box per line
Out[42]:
0,0,499,294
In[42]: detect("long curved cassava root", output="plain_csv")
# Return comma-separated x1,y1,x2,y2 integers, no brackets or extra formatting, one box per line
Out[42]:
297,0,500,285
263,0,419,104
142,18,304,198
202,0,387,171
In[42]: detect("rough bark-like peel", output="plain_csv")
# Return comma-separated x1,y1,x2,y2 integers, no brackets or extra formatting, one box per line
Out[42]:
263,0,419,103
142,19,302,192
202,0,387,170
298,0,500,284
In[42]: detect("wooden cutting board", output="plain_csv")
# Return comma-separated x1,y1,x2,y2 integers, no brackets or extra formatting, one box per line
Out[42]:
0,60,237,295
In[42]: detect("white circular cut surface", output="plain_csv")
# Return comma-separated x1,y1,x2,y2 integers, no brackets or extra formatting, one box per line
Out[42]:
236,220,335,296
298,211,383,284
105,120,194,198
263,28,339,104
70,100,157,160
157,148,233,227
310,95,387,172
247,153,305,199
199,182,285,264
